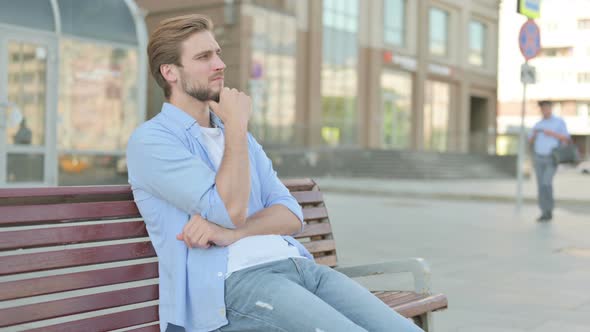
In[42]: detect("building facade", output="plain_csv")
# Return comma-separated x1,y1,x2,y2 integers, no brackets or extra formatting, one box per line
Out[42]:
138,0,501,153
497,0,590,158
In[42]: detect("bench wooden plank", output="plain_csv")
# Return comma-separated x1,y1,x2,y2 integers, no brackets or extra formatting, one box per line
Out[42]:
0,242,156,275
0,262,158,301
0,185,133,199
391,293,448,318
305,239,336,254
0,285,158,327
0,221,148,250
302,206,329,221
282,178,316,192
314,255,337,267
295,222,332,239
292,191,324,205
0,201,139,226
125,324,161,332
27,305,158,332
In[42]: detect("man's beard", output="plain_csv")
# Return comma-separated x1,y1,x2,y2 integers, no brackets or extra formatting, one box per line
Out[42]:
181,72,220,103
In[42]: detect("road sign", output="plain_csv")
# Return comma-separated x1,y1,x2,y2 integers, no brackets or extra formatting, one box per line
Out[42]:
519,19,541,61
521,63,536,84
517,0,541,19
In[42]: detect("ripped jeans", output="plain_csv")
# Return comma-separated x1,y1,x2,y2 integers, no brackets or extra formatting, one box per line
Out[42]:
215,257,424,332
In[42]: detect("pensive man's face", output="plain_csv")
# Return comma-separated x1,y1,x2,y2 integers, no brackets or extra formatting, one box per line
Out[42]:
177,31,225,103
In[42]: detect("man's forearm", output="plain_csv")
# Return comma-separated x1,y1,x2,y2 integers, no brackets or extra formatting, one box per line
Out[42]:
216,123,250,227
234,205,301,240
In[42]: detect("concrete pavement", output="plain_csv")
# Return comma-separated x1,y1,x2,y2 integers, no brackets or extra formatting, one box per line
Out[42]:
314,168,590,206
322,179,590,331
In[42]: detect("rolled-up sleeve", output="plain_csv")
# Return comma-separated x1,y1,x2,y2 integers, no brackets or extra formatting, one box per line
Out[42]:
127,127,235,229
250,135,304,232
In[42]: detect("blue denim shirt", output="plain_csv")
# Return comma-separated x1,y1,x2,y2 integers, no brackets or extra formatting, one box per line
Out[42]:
529,115,570,156
126,103,312,332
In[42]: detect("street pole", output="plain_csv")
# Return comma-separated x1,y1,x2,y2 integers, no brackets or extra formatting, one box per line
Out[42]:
516,61,528,214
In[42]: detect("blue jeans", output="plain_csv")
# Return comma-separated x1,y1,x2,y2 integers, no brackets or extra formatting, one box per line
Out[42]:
216,257,424,332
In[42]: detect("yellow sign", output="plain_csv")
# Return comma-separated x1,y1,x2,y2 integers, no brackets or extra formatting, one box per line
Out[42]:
517,0,541,19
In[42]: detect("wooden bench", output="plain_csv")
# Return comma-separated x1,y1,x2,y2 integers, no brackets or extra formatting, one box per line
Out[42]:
0,178,447,331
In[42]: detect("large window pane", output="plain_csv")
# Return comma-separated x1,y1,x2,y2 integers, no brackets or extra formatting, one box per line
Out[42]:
58,39,139,152
0,0,55,31
429,8,449,57
381,70,412,149
6,41,47,146
6,153,44,183
322,0,359,146
247,6,298,146
469,20,486,66
384,0,405,46
58,153,127,185
424,80,450,151
58,0,137,45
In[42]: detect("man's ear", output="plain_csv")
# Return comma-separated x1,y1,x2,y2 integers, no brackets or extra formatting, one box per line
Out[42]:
160,64,178,84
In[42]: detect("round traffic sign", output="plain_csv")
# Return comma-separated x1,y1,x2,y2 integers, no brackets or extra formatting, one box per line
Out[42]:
519,19,541,60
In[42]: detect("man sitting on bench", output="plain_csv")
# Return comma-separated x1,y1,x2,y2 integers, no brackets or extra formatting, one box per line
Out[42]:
126,14,423,332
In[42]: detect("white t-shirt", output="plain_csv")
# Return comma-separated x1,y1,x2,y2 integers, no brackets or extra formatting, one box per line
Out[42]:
198,126,301,276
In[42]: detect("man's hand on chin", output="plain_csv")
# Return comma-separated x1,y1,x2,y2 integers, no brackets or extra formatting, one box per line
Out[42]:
176,214,240,248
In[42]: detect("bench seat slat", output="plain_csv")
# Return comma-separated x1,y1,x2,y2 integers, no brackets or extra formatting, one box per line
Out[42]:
0,201,139,226
0,262,158,301
390,293,448,318
0,285,158,327
0,242,156,275
27,305,159,332
0,221,148,250
125,324,161,332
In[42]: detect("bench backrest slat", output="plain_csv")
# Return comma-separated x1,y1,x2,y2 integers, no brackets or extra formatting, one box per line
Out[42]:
0,220,147,250
0,178,334,331
0,241,156,275
26,305,159,332
1,285,158,328
0,201,139,225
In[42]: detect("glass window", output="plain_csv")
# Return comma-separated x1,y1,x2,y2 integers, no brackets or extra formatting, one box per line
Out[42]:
0,0,55,31
468,20,486,66
57,39,139,153
578,18,590,30
383,0,406,47
423,80,450,151
6,41,48,146
247,6,298,146
381,70,412,149
58,153,127,185
6,153,44,183
429,8,449,57
322,0,359,146
58,0,137,45
577,72,590,83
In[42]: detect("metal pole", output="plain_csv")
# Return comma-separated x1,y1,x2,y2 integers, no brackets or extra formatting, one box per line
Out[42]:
516,61,528,213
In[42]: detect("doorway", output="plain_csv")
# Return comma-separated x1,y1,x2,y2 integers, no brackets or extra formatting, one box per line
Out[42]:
469,96,488,154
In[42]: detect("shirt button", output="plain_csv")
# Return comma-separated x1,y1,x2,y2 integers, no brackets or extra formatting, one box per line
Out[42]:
217,272,223,277
219,308,226,316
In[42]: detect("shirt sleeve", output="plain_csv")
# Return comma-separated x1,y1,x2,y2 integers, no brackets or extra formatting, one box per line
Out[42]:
250,134,304,232
126,126,235,229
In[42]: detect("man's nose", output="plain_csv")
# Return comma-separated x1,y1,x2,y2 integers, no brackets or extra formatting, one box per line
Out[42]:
212,54,226,71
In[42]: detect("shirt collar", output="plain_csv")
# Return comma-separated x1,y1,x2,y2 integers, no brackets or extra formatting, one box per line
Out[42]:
161,102,225,132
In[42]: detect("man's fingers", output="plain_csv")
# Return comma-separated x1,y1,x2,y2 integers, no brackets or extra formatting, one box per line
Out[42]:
176,233,183,241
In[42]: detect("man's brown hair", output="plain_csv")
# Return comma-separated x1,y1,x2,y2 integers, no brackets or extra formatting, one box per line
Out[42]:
147,14,213,99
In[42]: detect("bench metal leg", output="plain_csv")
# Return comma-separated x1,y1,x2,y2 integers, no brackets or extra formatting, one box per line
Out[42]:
414,312,433,332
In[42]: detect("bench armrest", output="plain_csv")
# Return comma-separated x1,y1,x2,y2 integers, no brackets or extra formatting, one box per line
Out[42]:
334,258,431,294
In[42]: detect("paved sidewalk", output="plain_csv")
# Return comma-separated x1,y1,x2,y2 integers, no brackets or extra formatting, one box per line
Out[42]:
314,169,590,205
